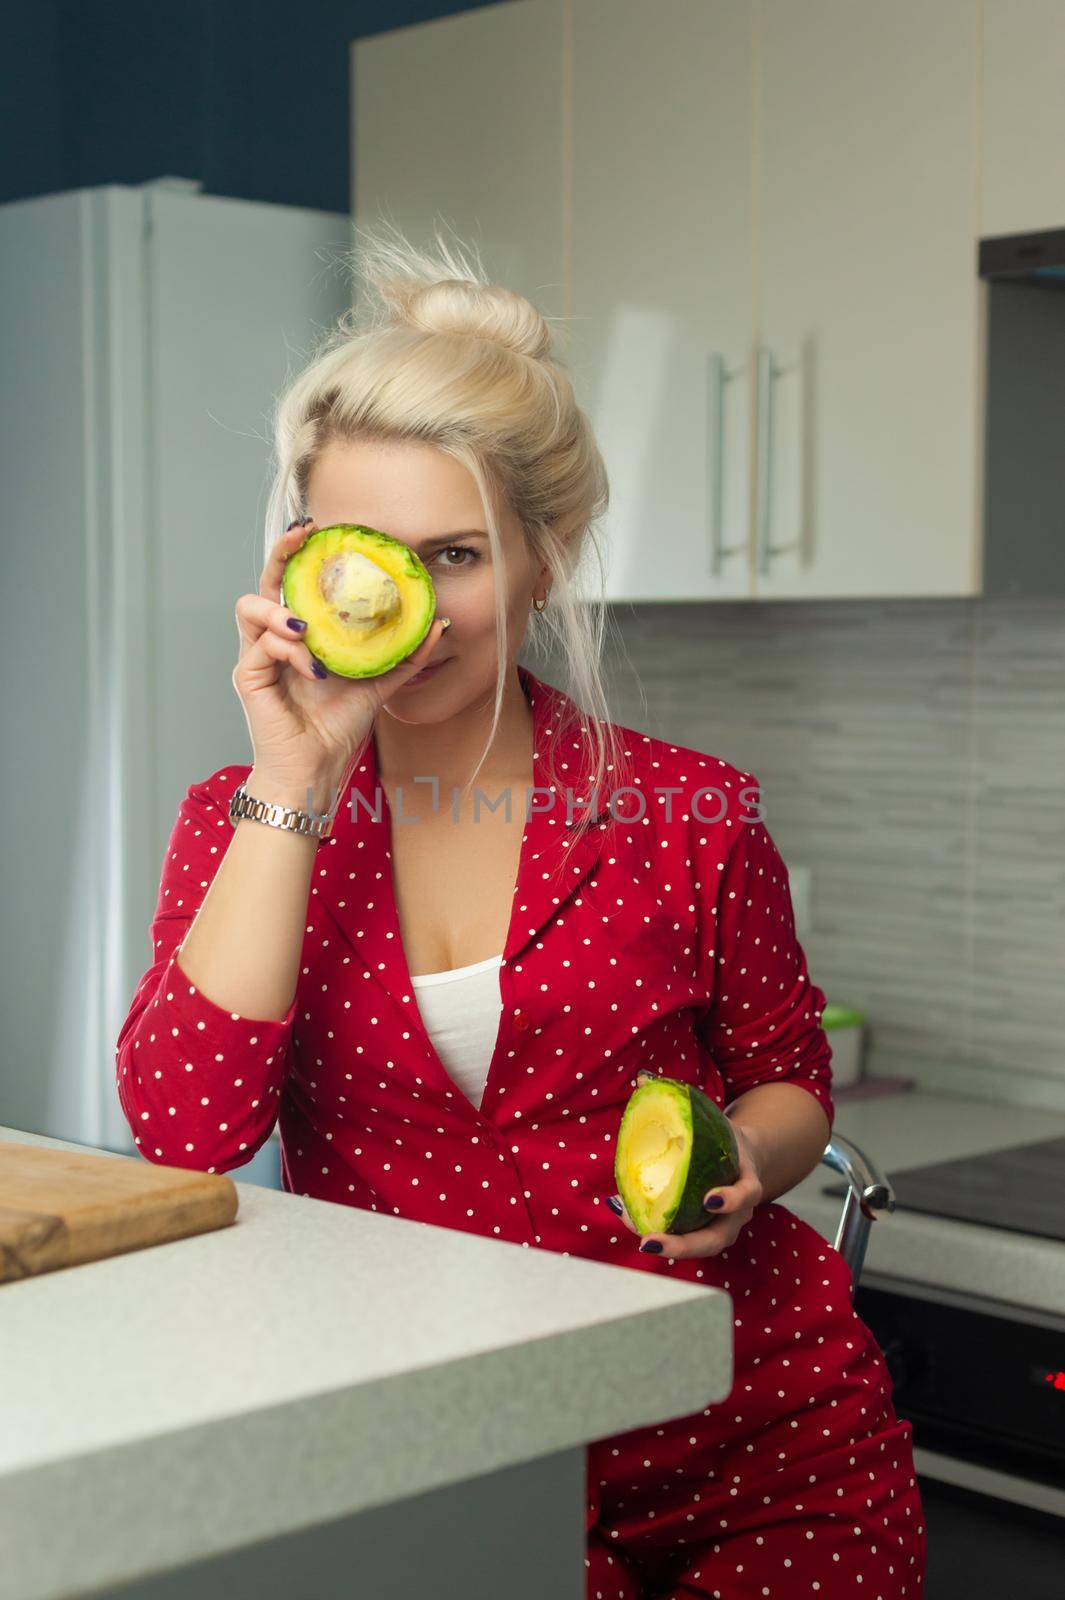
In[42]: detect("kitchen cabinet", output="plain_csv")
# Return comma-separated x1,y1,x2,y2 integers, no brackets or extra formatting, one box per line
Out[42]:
568,0,981,601
568,0,754,600
352,0,567,332
754,0,981,598
981,0,1065,238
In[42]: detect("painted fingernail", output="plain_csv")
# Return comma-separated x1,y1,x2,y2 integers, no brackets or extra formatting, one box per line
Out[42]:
440,616,452,631
312,659,328,679
703,1193,725,1210
639,1239,663,1254
286,617,307,632
605,1195,623,1216
285,519,301,532
299,515,314,526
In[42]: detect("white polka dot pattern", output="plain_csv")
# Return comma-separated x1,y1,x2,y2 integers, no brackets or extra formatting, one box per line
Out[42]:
114,664,925,1596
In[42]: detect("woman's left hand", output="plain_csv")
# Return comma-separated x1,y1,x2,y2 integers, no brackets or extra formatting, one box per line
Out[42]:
606,1083,765,1260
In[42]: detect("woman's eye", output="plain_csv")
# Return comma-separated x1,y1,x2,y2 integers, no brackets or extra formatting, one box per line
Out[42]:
436,544,478,569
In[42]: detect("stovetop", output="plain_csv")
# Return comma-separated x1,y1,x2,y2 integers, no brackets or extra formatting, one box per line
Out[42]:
822,1134,1065,1243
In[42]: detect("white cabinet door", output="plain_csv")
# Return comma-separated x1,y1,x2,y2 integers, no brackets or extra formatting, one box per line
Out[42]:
756,0,981,598
570,0,755,601
982,0,1065,238
352,1,566,333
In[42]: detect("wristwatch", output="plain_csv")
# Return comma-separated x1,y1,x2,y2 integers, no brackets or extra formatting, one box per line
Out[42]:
228,780,336,842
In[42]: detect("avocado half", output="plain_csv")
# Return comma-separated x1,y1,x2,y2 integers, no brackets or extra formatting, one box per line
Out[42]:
280,524,436,678
615,1074,740,1236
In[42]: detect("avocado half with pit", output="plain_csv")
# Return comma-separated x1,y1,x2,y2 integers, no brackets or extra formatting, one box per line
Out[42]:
281,524,436,678
615,1074,740,1236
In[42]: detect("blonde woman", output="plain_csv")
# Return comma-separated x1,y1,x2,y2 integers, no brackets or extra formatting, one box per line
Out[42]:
116,222,925,1598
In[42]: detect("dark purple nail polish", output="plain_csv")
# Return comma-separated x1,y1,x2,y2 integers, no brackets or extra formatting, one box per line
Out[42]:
605,1195,623,1216
285,519,300,532
639,1239,663,1254
299,515,313,526
312,659,328,679
286,617,307,632
703,1194,725,1210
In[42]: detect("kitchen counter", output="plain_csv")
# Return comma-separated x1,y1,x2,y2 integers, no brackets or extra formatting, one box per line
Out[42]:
786,1084,1065,1316
0,1123,731,1600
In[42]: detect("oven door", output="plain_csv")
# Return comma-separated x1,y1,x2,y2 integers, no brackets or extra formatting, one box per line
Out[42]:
853,1272,1065,1600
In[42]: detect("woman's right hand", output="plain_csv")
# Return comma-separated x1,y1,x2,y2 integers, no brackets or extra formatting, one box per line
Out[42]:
232,517,451,800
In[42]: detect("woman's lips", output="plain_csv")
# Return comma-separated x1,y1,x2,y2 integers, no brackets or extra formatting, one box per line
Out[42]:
404,657,451,685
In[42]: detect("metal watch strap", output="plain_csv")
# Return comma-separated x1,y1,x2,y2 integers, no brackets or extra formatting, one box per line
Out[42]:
228,780,333,842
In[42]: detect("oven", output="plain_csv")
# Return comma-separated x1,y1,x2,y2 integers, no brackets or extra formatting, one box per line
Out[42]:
850,1272,1065,1595
815,1116,1065,1600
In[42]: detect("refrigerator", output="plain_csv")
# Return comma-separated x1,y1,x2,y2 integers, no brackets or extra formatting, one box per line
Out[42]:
0,177,353,1181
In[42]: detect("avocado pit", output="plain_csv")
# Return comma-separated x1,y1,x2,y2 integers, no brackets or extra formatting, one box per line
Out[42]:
318,550,401,638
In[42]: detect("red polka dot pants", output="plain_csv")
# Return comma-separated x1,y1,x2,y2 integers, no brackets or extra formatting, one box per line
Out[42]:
584,1211,926,1597
585,1412,925,1598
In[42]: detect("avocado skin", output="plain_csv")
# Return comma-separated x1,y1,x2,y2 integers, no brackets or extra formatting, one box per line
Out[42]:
671,1081,740,1233
281,523,436,679
615,1074,741,1237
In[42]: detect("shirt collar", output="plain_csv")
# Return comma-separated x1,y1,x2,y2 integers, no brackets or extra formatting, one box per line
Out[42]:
313,664,612,1002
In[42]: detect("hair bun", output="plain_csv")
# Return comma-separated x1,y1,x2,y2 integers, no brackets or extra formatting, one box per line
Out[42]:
403,279,552,360
351,218,555,361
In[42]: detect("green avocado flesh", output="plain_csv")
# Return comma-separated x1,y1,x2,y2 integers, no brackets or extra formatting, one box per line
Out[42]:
614,1075,740,1236
280,524,436,678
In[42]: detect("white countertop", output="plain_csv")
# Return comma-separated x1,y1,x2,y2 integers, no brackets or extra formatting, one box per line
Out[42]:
0,1122,731,1600
786,1084,1065,1317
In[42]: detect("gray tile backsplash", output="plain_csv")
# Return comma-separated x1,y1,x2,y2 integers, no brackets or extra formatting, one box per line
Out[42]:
532,597,1065,1112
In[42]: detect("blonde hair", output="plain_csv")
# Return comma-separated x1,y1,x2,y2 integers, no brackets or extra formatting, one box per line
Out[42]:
264,216,635,839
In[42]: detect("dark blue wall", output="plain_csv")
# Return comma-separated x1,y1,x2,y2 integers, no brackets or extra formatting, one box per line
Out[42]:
3,0,500,212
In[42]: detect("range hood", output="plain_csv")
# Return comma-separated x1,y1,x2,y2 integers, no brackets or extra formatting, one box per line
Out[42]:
980,226,1065,286
979,226,1065,597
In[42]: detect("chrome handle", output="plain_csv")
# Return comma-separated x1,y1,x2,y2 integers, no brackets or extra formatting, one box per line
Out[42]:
755,344,806,577
820,1131,896,1294
707,352,746,577
755,344,779,576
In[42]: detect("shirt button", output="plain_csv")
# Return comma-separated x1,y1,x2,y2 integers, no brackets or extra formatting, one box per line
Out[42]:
513,1009,531,1032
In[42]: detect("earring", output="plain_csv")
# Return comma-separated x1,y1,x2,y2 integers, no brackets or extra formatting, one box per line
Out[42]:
532,594,549,613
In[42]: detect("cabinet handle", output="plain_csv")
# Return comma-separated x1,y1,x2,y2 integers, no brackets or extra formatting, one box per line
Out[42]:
755,345,802,576
755,345,780,576
707,353,746,577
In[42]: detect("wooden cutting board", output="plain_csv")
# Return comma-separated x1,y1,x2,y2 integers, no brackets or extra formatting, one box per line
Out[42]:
0,1141,239,1283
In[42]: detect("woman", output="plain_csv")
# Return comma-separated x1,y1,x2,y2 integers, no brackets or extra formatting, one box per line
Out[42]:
116,223,925,1598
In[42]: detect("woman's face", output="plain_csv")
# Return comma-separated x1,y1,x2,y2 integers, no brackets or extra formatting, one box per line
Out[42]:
305,437,546,723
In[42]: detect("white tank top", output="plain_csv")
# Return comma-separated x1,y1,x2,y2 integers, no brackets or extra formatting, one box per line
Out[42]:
409,953,504,1111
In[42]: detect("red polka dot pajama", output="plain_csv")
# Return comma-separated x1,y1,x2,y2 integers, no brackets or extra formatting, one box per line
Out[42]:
116,665,925,1598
